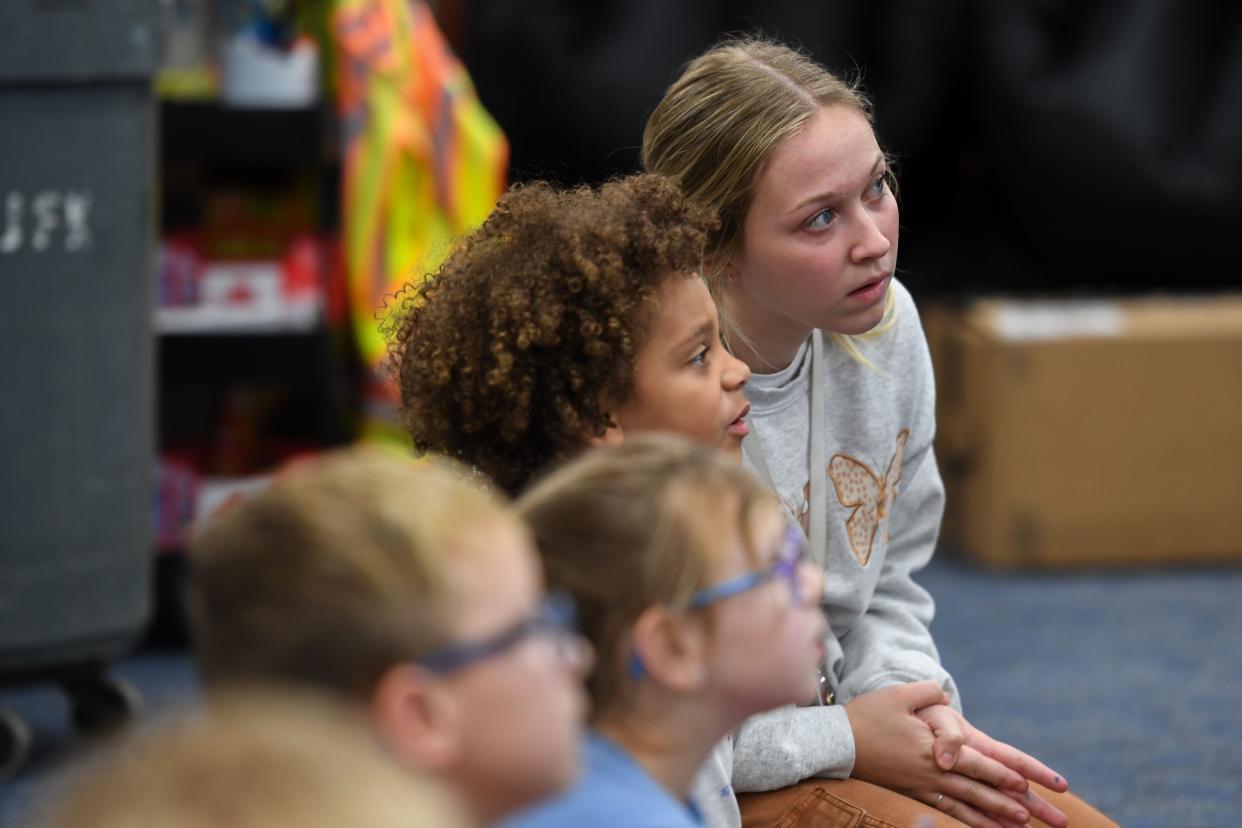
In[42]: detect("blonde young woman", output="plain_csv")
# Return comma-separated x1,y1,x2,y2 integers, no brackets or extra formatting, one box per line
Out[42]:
643,38,1119,828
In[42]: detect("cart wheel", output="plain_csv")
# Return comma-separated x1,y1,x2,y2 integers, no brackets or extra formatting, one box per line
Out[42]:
63,674,141,736
0,708,33,780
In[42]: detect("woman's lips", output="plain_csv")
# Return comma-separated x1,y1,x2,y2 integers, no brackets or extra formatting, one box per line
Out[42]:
847,273,891,304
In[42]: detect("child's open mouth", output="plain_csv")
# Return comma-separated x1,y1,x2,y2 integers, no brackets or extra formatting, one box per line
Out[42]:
727,404,751,436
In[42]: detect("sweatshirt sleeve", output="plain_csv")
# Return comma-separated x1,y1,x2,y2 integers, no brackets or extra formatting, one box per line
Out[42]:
729,704,856,793
833,294,961,709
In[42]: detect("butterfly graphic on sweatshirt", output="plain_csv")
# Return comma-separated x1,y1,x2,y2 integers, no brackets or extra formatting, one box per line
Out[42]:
824,429,910,567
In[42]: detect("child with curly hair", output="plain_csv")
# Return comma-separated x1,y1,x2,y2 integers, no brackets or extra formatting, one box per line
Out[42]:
386,173,752,496
386,172,978,827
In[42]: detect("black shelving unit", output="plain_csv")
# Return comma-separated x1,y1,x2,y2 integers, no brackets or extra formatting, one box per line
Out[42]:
150,99,358,644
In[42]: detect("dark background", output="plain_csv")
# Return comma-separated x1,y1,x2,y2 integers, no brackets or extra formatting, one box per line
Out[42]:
455,0,1242,299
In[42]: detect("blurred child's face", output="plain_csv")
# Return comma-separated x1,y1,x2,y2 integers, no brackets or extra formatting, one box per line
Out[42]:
731,104,899,339
705,506,826,714
610,274,752,460
441,523,588,821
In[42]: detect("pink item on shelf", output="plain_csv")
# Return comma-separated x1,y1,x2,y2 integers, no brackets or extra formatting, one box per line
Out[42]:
281,233,323,299
153,235,326,334
157,235,203,308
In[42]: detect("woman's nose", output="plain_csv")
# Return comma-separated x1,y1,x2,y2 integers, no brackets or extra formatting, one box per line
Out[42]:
849,210,892,264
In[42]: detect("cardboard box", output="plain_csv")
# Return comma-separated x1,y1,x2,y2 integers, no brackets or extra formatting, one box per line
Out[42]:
925,295,1242,568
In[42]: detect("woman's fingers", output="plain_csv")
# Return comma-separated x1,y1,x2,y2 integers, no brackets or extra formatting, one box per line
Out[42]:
954,744,1028,791
923,791,1013,828
916,703,965,770
901,679,953,711
964,725,1068,792
937,773,1032,826
1003,786,1069,828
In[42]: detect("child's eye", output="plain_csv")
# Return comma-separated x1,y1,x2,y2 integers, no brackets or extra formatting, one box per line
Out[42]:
689,346,709,367
807,207,835,231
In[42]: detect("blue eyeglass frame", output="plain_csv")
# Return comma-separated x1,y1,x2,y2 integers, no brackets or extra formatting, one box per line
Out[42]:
687,524,809,610
628,525,811,681
415,591,578,674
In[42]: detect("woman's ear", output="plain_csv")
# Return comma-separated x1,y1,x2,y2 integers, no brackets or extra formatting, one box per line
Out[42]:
630,606,709,694
370,663,464,773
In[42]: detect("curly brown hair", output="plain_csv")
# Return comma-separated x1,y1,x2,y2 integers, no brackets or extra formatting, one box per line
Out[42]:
385,174,717,495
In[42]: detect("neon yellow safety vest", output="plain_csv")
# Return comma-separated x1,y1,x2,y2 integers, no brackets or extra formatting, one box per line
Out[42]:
331,0,508,441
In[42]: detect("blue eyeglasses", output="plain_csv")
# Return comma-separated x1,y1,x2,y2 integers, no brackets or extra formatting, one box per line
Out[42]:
628,525,812,681
415,592,580,674
687,524,810,610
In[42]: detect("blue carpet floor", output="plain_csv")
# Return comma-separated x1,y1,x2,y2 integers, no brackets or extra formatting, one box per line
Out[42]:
2,555,1240,827
0,652,199,827
921,554,1242,827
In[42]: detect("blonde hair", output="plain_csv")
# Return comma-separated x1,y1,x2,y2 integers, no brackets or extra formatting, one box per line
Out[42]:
642,36,896,364
516,435,776,719
41,693,465,828
189,447,523,701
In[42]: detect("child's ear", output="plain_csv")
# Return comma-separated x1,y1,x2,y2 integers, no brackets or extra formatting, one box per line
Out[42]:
586,416,625,448
370,663,463,773
630,607,709,693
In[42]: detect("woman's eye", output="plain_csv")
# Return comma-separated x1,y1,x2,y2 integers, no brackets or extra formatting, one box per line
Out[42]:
807,207,835,230
868,174,887,198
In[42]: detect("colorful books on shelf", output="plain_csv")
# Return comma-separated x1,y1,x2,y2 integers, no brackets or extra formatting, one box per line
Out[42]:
155,234,325,335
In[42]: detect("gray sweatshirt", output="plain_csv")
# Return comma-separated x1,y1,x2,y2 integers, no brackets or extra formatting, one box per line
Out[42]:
692,279,960,828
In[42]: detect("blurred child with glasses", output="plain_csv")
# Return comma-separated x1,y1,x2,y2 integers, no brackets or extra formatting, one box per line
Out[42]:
503,435,827,827
188,448,592,827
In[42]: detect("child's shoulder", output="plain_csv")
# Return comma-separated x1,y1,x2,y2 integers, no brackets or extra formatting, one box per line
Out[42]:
504,735,698,828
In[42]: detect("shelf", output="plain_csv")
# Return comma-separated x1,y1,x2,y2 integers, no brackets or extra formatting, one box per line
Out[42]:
160,100,337,167
159,329,341,389
155,297,321,335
